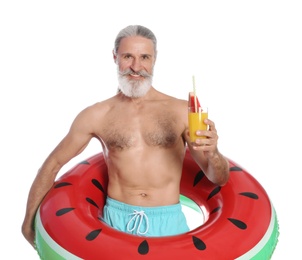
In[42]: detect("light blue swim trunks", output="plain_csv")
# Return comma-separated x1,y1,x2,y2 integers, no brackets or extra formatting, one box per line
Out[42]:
103,197,189,237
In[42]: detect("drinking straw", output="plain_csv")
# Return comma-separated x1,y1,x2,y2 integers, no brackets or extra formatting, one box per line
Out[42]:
192,75,197,112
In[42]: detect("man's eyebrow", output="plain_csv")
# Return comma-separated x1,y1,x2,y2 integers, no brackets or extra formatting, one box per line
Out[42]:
120,53,153,57
141,54,152,57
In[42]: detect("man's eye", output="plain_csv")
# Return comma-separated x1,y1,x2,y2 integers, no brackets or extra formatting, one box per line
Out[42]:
142,55,150,60
123,55,132,59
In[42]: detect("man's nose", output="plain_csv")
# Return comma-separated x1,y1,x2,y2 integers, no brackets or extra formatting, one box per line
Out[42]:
130,58,142,72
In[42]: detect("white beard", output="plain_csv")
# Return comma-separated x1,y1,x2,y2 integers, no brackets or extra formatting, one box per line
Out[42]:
117,68,153,98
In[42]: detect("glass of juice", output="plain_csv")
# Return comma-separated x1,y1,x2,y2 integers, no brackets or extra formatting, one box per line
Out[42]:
188,106,208,142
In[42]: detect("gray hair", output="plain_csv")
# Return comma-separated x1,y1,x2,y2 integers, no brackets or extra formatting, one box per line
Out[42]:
113,25,157,56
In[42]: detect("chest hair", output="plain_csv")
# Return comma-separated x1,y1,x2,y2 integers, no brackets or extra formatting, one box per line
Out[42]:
103,114,179,150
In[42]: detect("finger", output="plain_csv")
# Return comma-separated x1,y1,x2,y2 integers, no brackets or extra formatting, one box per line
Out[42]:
207,121,216,130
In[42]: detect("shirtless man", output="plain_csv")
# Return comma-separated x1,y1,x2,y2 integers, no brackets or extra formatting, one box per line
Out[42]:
22,25,229,247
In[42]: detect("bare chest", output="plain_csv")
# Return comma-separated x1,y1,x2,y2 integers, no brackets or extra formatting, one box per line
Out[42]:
101,112,182,150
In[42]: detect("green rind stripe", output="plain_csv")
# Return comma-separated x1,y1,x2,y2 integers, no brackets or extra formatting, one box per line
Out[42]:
35,209,83,260
250,207,279,260
35,201,279,259
180,194,203,213
35,226,64,260
236,204,279,260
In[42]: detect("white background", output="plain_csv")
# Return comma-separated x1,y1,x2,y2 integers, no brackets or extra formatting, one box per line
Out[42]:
1,1,301,259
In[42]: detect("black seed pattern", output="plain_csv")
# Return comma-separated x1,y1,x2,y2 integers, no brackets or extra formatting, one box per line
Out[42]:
54,182,72,188
210,206,221,215
86,197,99,209
79,160,90,165
193,170,205,187
56,208,75,216
228,218,247,230
239,192,259,199
192,236,206,250
138,240,149,255
92,179,105,193
86,229,102,241
207,186,221,200
230,166,242,171
50,157,262,257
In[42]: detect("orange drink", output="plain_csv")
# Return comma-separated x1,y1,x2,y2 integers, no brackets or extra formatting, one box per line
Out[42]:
188,107,208,142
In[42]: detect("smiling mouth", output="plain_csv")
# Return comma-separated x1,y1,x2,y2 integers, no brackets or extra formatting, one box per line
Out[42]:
129,73,144,79
119,68,150,80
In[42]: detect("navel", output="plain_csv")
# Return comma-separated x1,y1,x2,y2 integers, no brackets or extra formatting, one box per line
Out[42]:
140,193,147,197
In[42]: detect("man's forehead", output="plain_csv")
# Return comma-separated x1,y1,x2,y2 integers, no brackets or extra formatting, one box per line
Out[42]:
118,36,155,54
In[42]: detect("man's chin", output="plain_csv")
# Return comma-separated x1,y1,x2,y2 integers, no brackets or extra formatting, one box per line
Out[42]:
121,86,151,98
118,81,151,97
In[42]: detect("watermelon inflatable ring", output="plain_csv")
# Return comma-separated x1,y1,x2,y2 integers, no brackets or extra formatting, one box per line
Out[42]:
35,149,279,259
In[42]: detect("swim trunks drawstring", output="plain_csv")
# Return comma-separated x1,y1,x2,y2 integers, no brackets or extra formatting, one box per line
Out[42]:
127,210,149,235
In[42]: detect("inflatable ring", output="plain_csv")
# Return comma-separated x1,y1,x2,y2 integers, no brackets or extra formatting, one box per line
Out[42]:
35,149,279,259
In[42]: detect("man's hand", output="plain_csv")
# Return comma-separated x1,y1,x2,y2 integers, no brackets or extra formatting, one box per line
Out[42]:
22,219,36,249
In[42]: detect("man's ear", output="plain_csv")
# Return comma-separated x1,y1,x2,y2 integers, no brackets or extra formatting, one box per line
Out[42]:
154,50,158,64
113,50,117,64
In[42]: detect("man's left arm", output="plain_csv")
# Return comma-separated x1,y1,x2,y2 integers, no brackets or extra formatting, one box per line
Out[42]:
185,118,230,186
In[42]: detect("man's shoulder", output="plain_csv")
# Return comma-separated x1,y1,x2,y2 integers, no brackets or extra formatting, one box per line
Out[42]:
89,95,118,109
155,90,186,103
164,95,187,107
79,97,116,119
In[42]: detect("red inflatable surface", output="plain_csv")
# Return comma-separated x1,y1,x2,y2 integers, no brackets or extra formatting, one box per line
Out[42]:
36,149,278,259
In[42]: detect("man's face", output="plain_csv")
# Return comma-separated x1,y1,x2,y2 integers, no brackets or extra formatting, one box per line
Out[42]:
114,36,156,98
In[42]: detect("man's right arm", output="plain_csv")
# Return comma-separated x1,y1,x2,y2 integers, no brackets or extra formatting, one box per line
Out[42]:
21,106,97,247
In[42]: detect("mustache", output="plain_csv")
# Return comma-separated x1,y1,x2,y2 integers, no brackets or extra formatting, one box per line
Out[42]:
119,68,152,78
